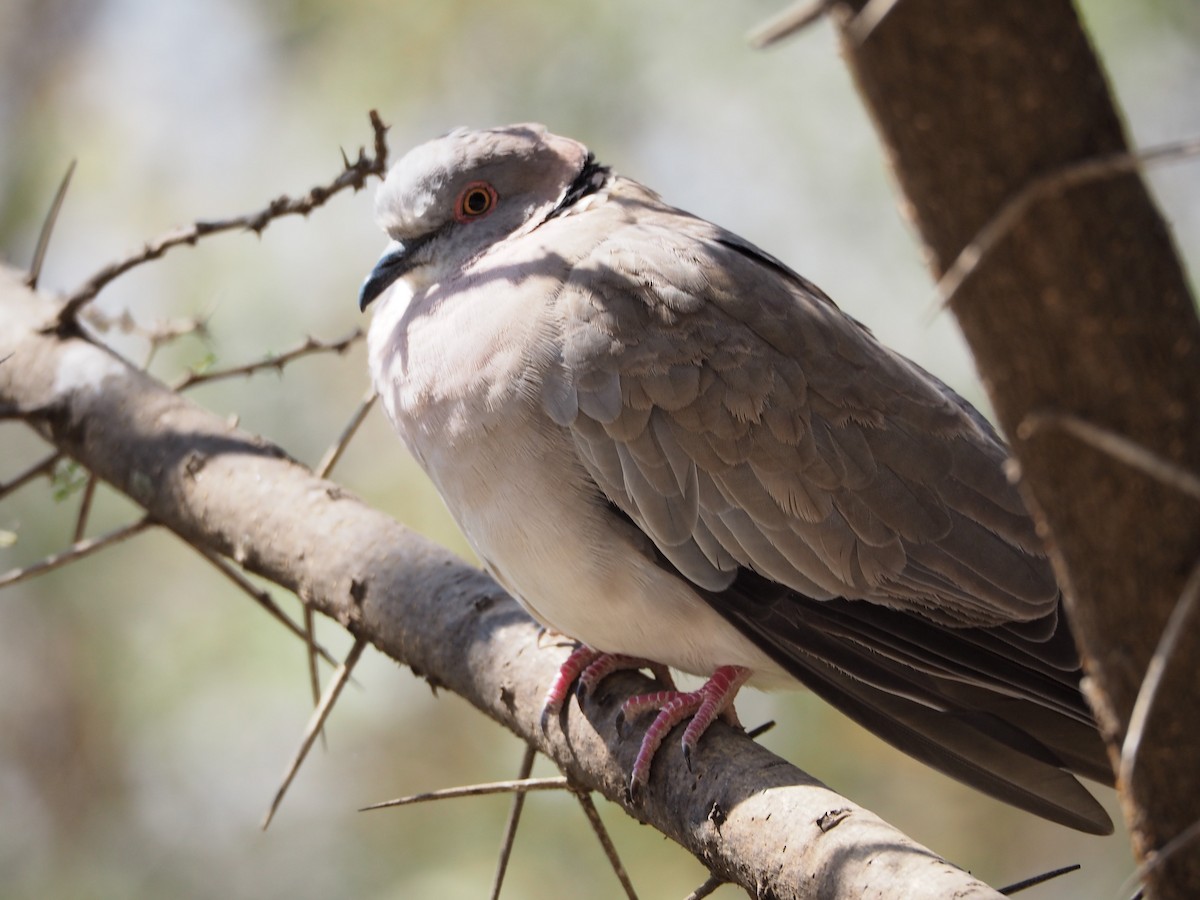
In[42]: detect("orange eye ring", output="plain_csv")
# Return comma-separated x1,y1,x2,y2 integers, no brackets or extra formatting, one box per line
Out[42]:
455,181,498,222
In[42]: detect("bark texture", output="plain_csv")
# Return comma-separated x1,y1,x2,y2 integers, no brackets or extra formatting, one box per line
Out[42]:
835,3,1200,897
0,270,1005,898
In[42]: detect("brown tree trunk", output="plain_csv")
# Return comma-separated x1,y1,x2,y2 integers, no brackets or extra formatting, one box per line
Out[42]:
834,2,1200,897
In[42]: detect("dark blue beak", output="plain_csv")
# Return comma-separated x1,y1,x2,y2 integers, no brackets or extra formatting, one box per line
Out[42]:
359,241,411,311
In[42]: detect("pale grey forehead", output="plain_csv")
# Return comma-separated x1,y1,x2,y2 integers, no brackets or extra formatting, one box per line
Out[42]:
374,123,577,230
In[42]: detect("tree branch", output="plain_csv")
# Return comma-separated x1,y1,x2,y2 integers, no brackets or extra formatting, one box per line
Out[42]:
0,268,1004,898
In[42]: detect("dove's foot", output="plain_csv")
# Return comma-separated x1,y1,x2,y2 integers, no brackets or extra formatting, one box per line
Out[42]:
617,665,751,799
540,647,676,730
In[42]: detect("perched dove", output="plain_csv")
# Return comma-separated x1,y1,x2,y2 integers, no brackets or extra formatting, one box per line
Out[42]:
359,124,1113,834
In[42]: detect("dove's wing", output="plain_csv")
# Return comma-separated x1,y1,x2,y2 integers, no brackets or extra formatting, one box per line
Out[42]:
552,182,1057,630
543,183,1111,832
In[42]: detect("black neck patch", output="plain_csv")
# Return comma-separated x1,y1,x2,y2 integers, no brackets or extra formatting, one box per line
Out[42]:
545,153,611,221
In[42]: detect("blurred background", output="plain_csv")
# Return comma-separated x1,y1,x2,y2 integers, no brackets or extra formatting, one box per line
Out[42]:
1,1,1197,897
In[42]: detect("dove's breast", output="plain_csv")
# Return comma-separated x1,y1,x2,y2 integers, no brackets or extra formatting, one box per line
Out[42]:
366,264,788,685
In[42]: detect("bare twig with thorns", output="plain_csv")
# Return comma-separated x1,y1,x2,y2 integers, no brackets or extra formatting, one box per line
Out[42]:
0,518,152,590
174,328,363,391
56,110,389,329
262,637,366,830
79,306,213,366
933,136,1200,314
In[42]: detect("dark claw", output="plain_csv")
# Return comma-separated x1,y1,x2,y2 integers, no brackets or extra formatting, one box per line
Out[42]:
575,680,589,704
615,709,628,738
683,741,694,774
626,776,642,805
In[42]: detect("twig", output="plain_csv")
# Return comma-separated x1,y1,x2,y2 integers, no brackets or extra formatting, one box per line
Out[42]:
190,545,339,667
173,329,363,391
56,111,389,327
302,604,326,750
997,863,1080,895
0,518,152,590
570,787,639,900
316,388,377,478
26,159,76,290
489,744,537,900
0,451,62,501
747,0,833,48
72,475,98,543
360,776,571,812
300,386,379,723
844,0,903,45
933,136,1200,315
1020,412,1200,502
261,637,366,830
1119,556,1200,792
81,306,212,361
683,874,725,900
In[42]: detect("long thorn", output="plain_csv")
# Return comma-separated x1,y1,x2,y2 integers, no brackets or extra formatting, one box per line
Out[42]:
316,388,377,478
489,744,537,900
261,637,366,830
27,159,76,290
361,776,569,812
1021,412,1200,502
72,475,98,543
746,0,832,49
189,545,339,668
932,136,1200,316
1116,817,1200,900
571,787,639,900
303,605,327,751
1120,556,1200,790
997,863,1079,895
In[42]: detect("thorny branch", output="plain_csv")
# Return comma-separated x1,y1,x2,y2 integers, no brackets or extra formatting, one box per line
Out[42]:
174,328,364,391
54,110,389,329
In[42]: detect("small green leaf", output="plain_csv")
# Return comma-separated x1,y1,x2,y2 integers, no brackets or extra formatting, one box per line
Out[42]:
51,460,88,502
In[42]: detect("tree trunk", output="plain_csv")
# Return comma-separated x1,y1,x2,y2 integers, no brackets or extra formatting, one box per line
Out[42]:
834,2,1200,896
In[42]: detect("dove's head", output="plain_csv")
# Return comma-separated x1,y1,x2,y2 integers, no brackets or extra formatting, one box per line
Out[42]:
359,124,591,310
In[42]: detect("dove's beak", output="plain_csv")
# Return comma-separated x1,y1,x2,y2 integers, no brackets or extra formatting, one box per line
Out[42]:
359,241,412,311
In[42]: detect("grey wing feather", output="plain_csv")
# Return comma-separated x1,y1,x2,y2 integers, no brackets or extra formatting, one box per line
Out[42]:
548,196,1058,628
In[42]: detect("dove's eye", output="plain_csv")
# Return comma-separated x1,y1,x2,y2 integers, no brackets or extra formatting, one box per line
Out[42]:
455,181,497,222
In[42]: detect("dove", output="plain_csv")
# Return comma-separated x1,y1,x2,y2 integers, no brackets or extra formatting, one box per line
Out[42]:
359,124,1113,834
